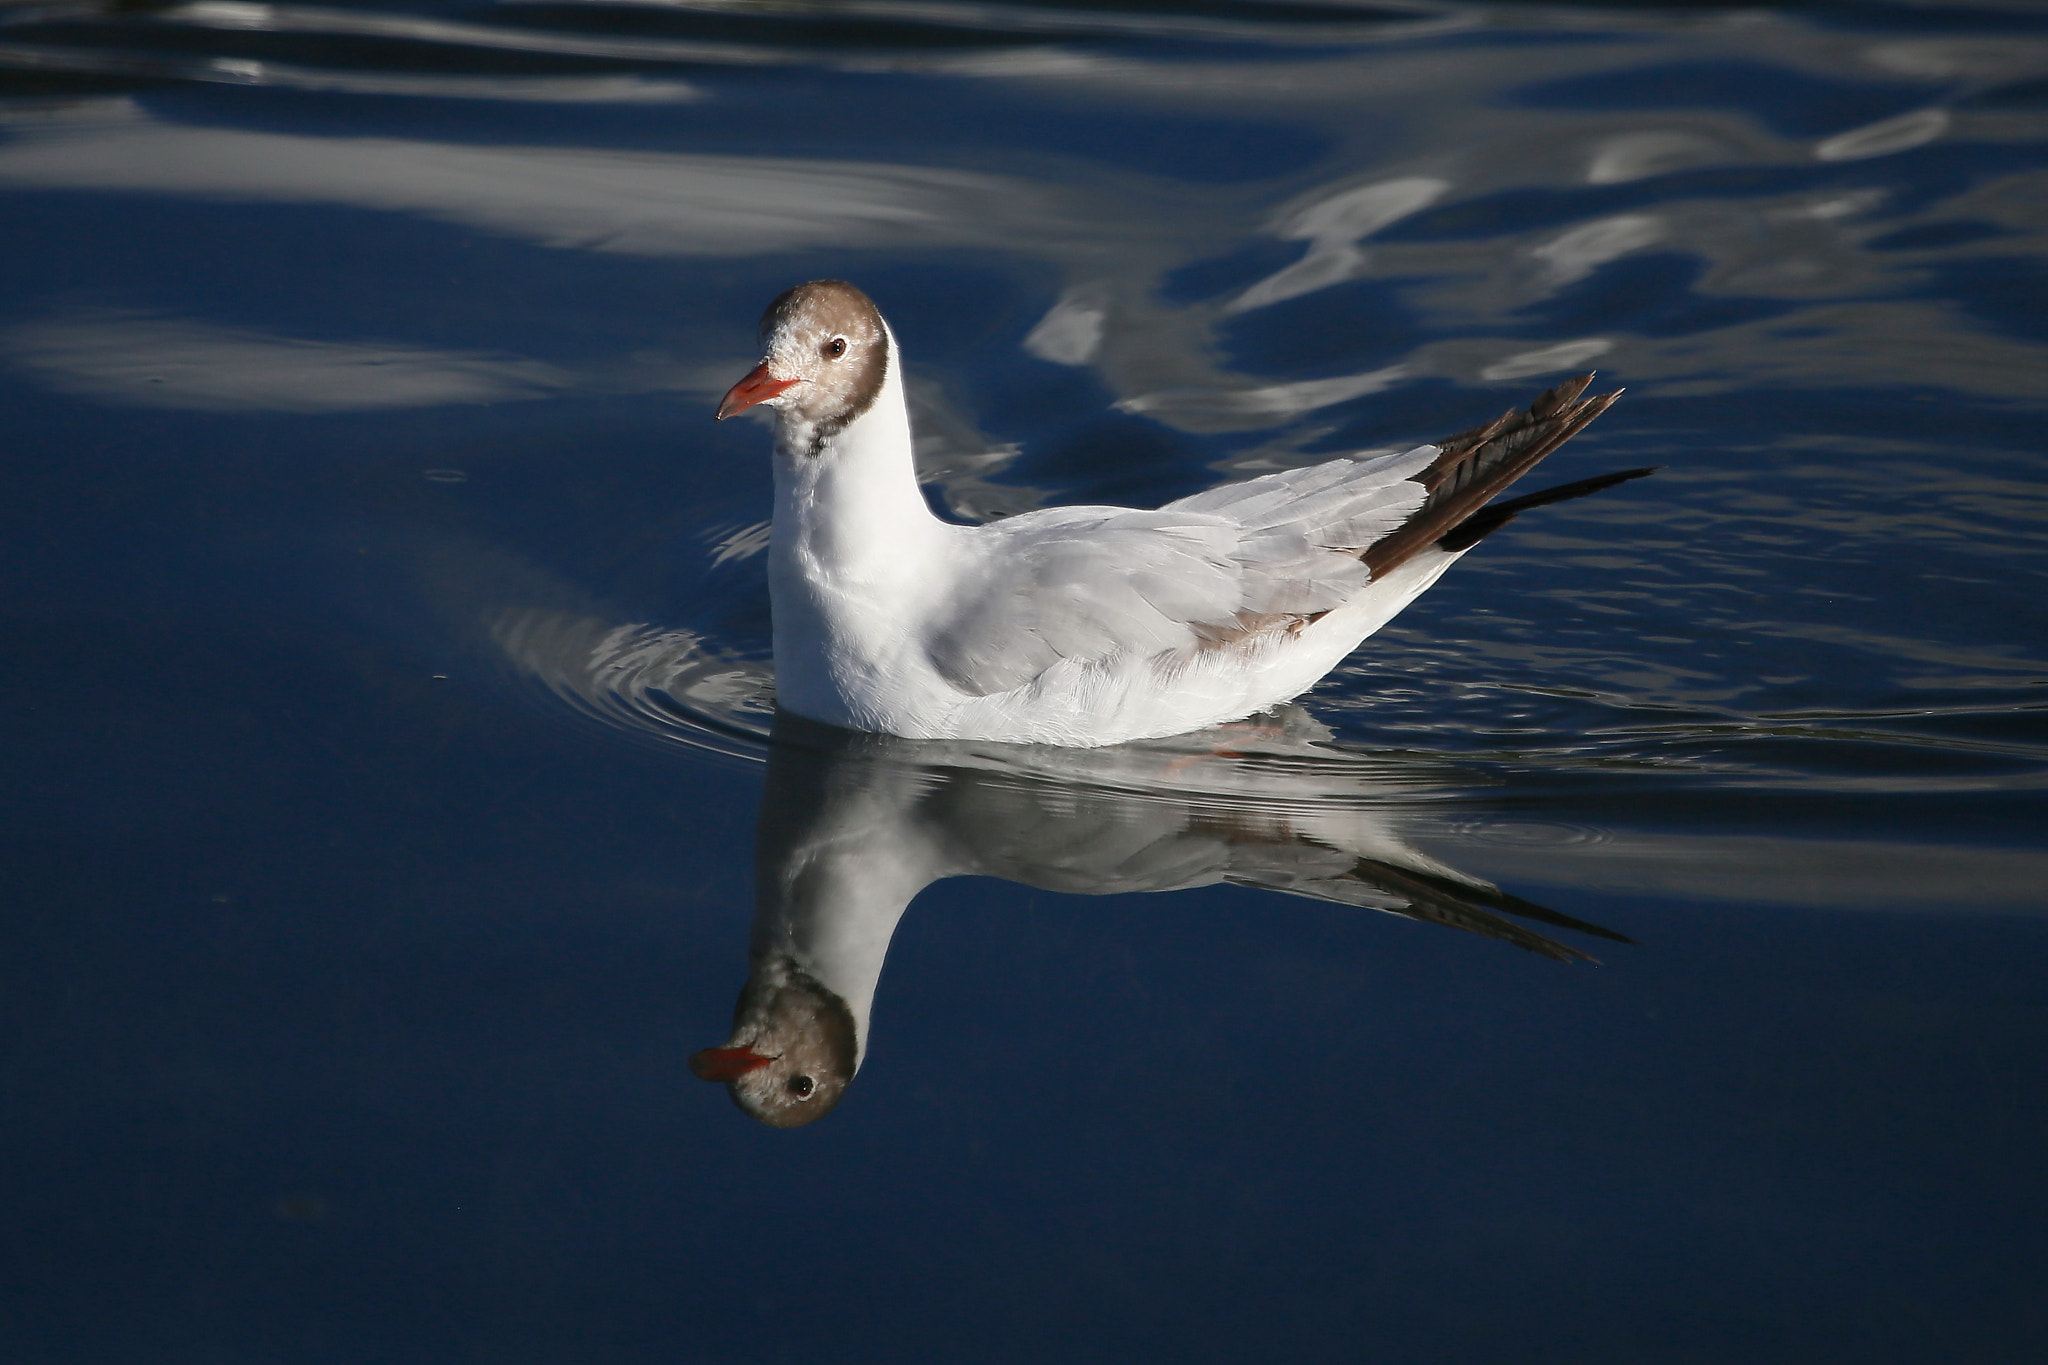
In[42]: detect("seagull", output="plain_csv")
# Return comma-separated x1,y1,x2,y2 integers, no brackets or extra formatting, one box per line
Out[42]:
717,280,1650,747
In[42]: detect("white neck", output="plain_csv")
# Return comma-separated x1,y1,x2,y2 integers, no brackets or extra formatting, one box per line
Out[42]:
752,753,957,1066
767,327,955,726
769,327,945,587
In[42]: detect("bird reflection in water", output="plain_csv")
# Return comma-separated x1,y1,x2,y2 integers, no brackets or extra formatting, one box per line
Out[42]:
691,713,1628,1127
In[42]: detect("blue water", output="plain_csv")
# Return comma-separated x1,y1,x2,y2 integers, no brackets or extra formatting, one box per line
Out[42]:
5,1,2047,1360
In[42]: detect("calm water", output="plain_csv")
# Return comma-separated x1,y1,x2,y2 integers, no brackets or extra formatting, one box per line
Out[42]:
6,0,2048,1359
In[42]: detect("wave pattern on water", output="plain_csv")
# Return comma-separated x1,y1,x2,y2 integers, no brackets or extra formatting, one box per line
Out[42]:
6,0,2047,799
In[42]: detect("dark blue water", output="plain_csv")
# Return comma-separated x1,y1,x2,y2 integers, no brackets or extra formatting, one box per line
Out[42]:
6,2,2048,1360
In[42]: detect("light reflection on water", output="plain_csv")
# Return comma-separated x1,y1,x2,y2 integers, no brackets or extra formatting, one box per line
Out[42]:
6,1,2048,1359
6,3,2046,803
9,0,2042,977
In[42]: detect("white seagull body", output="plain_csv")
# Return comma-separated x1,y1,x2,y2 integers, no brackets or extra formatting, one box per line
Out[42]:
718,281,1643,748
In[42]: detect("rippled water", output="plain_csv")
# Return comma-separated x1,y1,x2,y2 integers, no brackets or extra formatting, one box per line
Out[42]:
6,2,2047,1361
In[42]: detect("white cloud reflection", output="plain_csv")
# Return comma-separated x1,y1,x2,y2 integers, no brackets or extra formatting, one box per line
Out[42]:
197,58,707,103
1586,130,1733,185
0,101,1051,259
1479,338,1612,383
0,35,705,102
3,312,571,412
1532,213,1666,285
1227,177,1449,313
1116,364,1408,433
1815,108,1950,162
164,1,778,67
1023,283,1110,366
3,0,2045,445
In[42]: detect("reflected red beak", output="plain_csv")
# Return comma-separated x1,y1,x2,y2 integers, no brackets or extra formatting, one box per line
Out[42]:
689,1045,775,1082
716,362,798,420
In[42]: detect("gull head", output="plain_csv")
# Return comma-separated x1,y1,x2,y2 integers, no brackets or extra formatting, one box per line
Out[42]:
688,956,858,1128
716,279,890,438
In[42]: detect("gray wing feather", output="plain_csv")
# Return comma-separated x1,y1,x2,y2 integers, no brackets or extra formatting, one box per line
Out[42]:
924,446,1437,696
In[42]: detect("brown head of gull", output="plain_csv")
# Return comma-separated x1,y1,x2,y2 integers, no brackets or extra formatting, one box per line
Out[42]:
690,956,858,1129
716,280,891,452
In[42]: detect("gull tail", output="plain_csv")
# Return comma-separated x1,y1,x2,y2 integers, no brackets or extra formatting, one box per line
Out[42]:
1364,373,1632,576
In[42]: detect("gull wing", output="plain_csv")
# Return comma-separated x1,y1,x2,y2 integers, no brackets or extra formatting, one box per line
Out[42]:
923,445,1436,696
920,375,1630,699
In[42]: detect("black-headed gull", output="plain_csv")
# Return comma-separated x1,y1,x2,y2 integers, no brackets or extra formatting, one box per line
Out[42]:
718,280,1649,747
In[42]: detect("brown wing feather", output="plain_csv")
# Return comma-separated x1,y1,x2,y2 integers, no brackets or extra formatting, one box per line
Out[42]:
1362,373,1622,576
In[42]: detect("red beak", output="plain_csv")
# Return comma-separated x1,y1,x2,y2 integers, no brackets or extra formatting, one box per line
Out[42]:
689,1045,775,1082
716,362,798,420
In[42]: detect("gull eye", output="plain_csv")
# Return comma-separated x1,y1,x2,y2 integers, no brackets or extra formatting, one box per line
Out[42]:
824,337,847,360
787,1075,815,1098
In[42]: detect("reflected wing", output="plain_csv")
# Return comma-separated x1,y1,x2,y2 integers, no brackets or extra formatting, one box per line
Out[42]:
923,445,1437,696
1222,848,1632,963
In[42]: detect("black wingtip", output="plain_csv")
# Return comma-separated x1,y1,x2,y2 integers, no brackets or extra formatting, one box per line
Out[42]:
1365,379,1627,576
1438,465,1660,552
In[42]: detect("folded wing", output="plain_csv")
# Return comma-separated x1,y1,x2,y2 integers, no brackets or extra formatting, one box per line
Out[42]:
921,373,1626,700
922,445,1437,696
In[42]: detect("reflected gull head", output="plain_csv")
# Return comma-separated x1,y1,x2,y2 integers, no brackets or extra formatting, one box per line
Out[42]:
687,715,1629,1127
690,956,857,1129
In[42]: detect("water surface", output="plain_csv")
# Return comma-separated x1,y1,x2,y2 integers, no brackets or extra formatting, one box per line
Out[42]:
4,1,2047,1360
